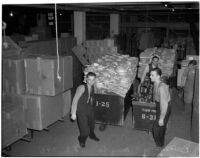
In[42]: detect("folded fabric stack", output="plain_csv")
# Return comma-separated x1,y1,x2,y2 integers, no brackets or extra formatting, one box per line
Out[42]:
84,54,138,97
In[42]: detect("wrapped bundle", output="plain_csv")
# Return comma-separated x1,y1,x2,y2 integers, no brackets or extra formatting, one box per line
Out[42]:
84,54,138,97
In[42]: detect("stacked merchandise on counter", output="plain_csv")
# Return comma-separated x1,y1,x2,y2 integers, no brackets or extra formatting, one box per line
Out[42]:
2,54,73,134
84,54,138,98
83,39,118,64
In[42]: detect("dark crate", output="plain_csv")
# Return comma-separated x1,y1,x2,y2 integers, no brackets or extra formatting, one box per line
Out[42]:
94,93,124,126
132,101,156,132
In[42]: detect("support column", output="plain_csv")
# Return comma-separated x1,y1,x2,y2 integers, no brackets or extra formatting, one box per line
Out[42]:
110,14,119,37
74,11,86,45
37,13,47,26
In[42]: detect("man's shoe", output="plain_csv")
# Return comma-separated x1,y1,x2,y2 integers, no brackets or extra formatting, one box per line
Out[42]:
78,136,86,148
89,133,100,141
99,124,107,131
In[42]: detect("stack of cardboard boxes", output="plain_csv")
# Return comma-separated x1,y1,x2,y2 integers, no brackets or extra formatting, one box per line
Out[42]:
22,37,77,56
2,38,73,148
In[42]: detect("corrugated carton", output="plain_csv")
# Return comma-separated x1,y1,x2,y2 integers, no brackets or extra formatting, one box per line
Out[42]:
21,94,63,130
2,103,27,148
3,56,26,94
3,91,71,131
24,55,73,96
2,36,21,58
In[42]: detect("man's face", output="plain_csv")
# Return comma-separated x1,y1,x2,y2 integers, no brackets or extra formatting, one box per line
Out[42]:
152,58,159,66
150,71,158,83
86,76,96,86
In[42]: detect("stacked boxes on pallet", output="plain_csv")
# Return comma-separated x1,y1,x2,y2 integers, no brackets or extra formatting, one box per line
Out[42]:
23,55,73,130
2,37,74,147
3,55,73,132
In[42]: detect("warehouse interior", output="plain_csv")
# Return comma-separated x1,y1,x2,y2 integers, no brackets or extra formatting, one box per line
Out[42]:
1,1,199,157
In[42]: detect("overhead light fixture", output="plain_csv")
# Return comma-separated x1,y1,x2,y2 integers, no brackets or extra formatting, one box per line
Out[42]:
172,8,175,12
9,11,14,17
162,2,169,8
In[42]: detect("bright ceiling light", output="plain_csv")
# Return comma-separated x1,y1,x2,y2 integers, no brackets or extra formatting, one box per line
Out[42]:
9,11,14,17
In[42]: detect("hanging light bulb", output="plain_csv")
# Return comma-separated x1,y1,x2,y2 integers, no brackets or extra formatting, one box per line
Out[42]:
9,11,14,17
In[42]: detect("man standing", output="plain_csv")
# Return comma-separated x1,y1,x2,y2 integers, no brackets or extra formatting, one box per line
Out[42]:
150,68,171,147
71,72,100,148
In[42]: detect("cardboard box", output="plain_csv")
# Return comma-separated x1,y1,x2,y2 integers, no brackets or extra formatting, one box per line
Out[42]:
3,91,71,131
157,137,199,157
2,103,27,148
30,26,52,40
21,94,63,130
72,45,89,66
24,37,77,56
3,56,26,94
2,36,21,58
24,55,73,96
4,93,63,131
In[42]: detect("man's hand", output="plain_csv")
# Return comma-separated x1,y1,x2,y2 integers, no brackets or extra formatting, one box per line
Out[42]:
158,119,164,126
71,113,77,121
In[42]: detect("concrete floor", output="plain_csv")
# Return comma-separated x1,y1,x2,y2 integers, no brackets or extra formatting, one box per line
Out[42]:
2,88,195,157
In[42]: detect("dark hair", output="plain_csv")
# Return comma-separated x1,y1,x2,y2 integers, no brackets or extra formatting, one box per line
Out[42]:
151,67,162,76
188,60,197,66
86,72,96,78
152,56,159,61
